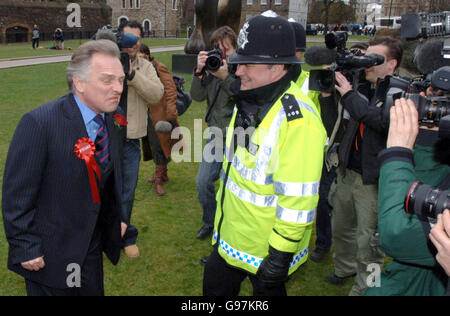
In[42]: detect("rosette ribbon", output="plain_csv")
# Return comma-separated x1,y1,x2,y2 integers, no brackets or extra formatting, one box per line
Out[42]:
74,137,102,204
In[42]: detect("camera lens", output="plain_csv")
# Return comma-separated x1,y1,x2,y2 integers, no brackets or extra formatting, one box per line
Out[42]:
205,55,222,72
405,181,450,219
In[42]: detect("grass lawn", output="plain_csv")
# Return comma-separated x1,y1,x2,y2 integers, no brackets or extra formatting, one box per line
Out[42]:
0,50,360,296
0,38,187,60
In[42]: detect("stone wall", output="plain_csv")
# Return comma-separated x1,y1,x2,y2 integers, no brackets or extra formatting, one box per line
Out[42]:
107,0,182,38
0,0,112,43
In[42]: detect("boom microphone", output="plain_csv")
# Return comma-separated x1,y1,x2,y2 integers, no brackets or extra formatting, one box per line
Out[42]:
155,121,173,133
416,39,450,75
304,45,336,66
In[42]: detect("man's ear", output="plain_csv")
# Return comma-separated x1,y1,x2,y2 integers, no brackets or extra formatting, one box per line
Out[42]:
389,59,398,74
72,75,84,94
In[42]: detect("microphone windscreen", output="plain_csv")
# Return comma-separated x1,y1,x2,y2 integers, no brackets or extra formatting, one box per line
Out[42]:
416,39,450,74
155,121,173,133
121,33,138,48
95,29,116,43
304,46,336,66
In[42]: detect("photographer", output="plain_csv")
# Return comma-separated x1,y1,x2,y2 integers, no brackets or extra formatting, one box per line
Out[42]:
190,26,238,241
325,36,403,296
364,97,449,296
117,20,164,259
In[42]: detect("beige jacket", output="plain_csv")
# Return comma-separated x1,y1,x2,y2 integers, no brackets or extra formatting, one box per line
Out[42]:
126,56,164,139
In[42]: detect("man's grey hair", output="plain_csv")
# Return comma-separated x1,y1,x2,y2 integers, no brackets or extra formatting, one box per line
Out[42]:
66,39,121,93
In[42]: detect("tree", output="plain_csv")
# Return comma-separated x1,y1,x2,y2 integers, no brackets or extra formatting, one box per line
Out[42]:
324,1,356,25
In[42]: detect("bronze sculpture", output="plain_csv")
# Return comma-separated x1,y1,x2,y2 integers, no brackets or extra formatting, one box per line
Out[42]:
185,0,242,54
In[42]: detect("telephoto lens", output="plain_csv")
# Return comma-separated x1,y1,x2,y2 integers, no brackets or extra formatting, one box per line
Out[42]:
405,181,450,220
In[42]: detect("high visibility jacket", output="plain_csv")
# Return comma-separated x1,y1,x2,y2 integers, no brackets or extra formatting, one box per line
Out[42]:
213,82,327,275
296,70,321,114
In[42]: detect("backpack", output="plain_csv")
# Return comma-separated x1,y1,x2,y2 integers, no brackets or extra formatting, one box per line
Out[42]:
172,75,192,116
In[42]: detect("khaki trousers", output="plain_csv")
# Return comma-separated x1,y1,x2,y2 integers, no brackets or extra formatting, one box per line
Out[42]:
329,168,385,296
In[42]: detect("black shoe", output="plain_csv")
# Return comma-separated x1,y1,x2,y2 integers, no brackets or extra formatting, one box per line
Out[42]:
325,273,356,286
309,248,330,263
196,225,213,239
199,256,209,266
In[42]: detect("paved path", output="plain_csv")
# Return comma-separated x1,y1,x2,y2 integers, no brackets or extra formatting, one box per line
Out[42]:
0,45,185,69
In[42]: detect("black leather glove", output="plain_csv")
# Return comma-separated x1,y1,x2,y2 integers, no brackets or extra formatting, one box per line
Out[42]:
256,246,294,285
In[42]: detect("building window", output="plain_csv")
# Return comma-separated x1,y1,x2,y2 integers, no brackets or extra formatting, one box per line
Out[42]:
274,0,281,5
122,0,126,9
172,0,178,10
247,0,253,5
129,0,133,9
136,0,140,9
261,0,267,5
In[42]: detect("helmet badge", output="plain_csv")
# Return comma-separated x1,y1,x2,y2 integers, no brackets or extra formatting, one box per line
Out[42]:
238,22,249,51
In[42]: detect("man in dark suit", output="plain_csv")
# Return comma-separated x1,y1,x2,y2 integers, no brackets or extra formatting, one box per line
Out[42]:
2,40,127,296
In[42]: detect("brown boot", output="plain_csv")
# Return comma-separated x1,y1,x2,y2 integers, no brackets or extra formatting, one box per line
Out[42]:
154,165,166,196
147,165,169,183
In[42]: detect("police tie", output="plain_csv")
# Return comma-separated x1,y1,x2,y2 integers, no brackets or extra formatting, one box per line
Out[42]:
94,114,110,169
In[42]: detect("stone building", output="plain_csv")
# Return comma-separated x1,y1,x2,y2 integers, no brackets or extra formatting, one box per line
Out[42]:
381,0,449,17
106,0,183,37
241,0,309,27
0,0,112,44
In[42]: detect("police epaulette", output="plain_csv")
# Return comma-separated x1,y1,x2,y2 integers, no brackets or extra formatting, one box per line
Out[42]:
281,94,302,121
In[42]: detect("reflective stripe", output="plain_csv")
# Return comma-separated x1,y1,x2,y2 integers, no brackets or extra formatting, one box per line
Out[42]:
214,232,309,270
289,247,309,269
301,78,309,96
219,238,263,268
273,180,320,197
276,205,316,224
296,99,319,119
228,148,273,185
222,171,278,208
225,108,286,185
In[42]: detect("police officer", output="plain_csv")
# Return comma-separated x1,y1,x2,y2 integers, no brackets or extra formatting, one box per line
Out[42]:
202,14,327,296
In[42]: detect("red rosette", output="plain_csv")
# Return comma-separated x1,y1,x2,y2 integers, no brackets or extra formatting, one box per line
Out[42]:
74,137,102,204
113,113,128,127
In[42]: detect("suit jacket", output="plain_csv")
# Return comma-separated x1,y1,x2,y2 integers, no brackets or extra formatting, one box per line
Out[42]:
2,94,123,289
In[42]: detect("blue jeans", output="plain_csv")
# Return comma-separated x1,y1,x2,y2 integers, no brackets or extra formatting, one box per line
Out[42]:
315,167,336,251
196,137,223,228
121,139,141,247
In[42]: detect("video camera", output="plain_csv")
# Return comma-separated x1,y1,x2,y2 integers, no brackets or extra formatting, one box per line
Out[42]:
308,31,385,93
94,25,139,76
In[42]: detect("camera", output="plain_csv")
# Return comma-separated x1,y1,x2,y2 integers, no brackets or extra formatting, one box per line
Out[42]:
205,44,224,72
405,181,450,220
385,66,450,128
94,25,138,76
309,32,385,92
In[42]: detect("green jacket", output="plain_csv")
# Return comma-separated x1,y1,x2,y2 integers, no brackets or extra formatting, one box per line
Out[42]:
364,131,449,296
190,73,237,133
213,82,327,275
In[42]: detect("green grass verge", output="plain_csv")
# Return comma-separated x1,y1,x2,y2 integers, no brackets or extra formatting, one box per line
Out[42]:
0,51,359,296
0,38,187,60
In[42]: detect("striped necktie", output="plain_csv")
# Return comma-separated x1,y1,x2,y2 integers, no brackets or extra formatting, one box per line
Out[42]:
94,114,110,169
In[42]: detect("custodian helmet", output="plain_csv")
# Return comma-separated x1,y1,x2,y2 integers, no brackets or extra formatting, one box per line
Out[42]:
228,14,300,65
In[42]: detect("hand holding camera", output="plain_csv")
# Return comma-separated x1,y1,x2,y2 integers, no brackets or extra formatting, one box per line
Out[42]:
387,98,419,150
430,210,450,276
